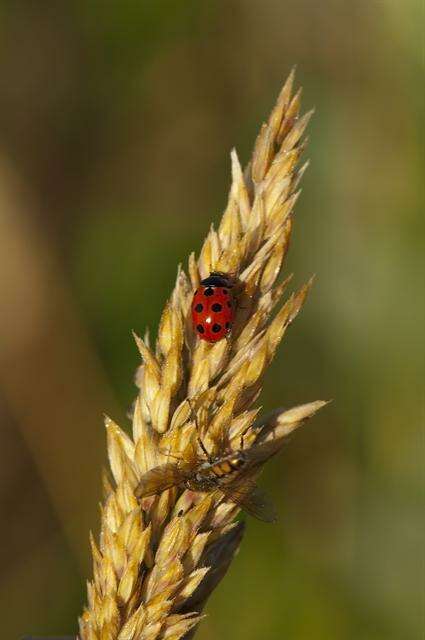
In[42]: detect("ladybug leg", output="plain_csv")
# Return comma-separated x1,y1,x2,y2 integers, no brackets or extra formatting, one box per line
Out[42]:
187,398,212,463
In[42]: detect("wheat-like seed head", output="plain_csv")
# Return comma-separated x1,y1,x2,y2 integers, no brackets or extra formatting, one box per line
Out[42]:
79,69,327,640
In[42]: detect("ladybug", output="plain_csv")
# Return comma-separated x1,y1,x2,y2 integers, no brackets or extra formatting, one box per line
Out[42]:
191,272,235,343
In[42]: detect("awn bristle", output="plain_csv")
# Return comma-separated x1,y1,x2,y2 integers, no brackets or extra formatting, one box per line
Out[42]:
79,69,326,640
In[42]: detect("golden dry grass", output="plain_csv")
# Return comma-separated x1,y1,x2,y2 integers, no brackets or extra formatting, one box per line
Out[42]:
79,69,326,640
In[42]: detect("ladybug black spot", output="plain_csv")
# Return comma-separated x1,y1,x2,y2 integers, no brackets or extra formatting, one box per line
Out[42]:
222,289,228,295
197,324,205,334
204,287,214,297
212,323,222,333
195,303,203,312
212,303,222,312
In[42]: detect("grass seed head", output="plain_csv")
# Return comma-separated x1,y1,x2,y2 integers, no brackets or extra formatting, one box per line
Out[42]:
80,69,326,640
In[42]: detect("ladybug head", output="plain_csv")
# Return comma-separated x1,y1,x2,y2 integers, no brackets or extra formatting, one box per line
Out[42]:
200,271,233,288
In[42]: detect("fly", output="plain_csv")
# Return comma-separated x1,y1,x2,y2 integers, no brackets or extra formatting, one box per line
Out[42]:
134,428,283,522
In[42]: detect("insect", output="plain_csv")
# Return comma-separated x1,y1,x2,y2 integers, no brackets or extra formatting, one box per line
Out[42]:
134,431,282,522
191,272,235,343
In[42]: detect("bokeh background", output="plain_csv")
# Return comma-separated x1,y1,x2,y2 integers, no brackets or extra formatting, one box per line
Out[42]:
0,2,423,639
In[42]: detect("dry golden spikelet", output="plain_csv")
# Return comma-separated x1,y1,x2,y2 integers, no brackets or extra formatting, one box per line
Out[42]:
79,69,328,640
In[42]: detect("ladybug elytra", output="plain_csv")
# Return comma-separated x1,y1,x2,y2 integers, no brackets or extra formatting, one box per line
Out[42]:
191,272,235,342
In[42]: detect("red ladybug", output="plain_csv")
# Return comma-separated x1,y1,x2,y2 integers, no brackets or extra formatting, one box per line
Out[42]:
191,272,235,343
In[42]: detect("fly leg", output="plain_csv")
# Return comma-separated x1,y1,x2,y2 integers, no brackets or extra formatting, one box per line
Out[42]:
187,398,213,463
158,448,184,463
240,422,254,451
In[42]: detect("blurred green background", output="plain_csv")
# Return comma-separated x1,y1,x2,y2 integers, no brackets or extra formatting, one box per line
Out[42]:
0,2,423,639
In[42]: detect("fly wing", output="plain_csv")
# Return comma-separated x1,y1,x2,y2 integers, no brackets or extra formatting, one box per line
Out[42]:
134,462,191,499
243,436,286,468
220,477,277,523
